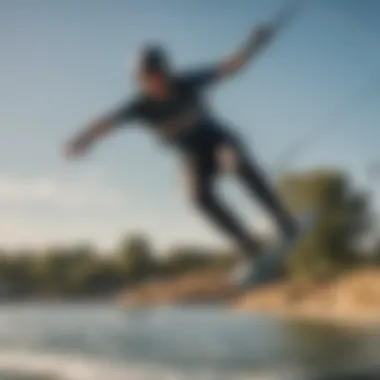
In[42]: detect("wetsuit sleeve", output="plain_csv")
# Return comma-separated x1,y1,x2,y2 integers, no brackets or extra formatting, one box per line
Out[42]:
108,99,143,126
183,66,220,89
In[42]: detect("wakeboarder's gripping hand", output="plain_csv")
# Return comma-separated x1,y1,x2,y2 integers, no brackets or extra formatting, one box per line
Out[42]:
217,24,274,79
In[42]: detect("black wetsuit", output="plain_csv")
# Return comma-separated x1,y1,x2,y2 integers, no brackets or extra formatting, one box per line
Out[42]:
111,67,295,255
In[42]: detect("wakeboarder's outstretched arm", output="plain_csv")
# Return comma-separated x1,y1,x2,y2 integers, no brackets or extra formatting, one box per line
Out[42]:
65,116,116,158
216,24,274,80
64,101,140,159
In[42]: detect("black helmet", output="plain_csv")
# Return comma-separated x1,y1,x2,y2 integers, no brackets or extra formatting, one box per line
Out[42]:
138,44,170,74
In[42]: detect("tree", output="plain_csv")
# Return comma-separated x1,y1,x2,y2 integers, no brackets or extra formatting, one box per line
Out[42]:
277,169,371,281
116,233,155,282
160,246,230,275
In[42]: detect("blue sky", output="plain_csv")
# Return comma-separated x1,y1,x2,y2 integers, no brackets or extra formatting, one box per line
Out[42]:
0,0,379,250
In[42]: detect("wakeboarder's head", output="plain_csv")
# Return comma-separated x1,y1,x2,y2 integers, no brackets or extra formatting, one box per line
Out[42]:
136,44,172,99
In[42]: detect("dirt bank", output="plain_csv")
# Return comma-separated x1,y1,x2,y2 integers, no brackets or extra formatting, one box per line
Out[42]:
117,267,235,306
117,267,380,325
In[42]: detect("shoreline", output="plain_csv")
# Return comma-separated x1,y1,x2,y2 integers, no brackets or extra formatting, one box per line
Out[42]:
118,267,380,328
234,306,380,329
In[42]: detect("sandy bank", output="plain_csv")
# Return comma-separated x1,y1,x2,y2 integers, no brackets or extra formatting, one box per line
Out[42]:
117,267,235,306
117,267,380,326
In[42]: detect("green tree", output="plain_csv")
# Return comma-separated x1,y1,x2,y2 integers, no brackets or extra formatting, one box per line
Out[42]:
116,233,155,282
63,244,100,295
33,247,71,294
161,246,228,275
277,169,371,281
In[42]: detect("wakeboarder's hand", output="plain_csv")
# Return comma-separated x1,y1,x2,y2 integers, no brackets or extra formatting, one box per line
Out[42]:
250,24,274,49
64,135,91,159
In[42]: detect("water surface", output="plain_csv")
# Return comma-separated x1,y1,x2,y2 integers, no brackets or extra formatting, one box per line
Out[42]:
0,304,379,380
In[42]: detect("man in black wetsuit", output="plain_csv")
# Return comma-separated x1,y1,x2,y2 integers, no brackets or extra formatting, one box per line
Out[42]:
65,25,301,286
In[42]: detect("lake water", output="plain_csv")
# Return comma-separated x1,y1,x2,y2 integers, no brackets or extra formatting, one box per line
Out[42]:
0,304,379,380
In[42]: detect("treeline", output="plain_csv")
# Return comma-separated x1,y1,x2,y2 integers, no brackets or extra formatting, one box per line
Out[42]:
0,239,233,299
0,169,379,299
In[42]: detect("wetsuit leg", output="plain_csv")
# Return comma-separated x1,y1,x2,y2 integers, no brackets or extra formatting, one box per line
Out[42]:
183,150,260,257
238,157,297,238
219,135,297,239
